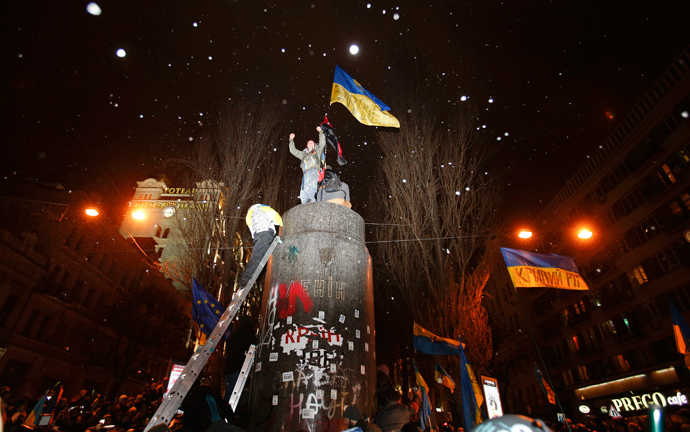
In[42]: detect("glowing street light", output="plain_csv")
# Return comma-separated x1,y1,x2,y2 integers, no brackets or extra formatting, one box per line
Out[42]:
577,227,593,240
131,209,146,220
84,208,100,217
517,229,533,239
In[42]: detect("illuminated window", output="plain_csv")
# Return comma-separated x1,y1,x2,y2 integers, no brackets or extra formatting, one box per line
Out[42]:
659,164,677,184
613,354,630,372
627,265,649,285
577,365,589,381
603,320,617,335
568,335,580,352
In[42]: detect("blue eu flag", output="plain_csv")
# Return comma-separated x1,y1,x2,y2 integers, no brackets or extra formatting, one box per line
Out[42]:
192,279,224,340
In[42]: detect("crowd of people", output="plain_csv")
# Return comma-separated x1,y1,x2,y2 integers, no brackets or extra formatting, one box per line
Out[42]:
0,382,169,432
3,375,690,432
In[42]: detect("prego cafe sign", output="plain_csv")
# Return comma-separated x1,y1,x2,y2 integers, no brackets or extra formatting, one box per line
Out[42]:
611,391,688,412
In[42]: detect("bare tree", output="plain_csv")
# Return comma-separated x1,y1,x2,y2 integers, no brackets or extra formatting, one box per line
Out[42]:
166,99,288,300
374,109,496,367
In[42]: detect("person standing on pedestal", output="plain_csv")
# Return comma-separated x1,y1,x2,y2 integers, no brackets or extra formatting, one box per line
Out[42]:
289,126,325,204
237,204,282,288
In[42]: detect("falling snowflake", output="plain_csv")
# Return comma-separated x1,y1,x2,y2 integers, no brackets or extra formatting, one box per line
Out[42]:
504,132,509,136
488,97,494,103
460,95,468,101
455,191,461,196
116,48,126,58
86,2,102,16
188,137,194,142
496,137,502,141
481,124,486,129
366,3,371,8
465,186,470,191
281,48,286,53
382,9,386,14
138,114,144,119
192,21,199,27
682,111,689,119
208,56,213,60
402,179,407,183
393,13,400,20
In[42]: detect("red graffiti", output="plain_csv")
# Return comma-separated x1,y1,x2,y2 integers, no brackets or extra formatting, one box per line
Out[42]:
277,281,314,319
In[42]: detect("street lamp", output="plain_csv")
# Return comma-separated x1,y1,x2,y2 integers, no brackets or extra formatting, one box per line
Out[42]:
576,227,593,240
84,207,100,217
517,229,533,239
131,209,147,220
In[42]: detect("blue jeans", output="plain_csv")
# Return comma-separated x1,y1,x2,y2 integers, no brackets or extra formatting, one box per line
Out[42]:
299,168,319,204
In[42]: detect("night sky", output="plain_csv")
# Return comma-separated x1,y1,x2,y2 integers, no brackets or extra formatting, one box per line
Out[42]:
6,0,689,220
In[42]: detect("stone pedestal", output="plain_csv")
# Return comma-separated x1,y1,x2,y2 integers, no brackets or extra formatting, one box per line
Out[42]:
249,202,376,431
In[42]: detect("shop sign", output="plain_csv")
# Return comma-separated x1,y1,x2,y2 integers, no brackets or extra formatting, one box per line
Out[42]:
578,404,590,414
611,391,688,412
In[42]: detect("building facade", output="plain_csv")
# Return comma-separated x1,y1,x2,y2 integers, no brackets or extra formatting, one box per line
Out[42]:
0,184,190,398
487,47,690,420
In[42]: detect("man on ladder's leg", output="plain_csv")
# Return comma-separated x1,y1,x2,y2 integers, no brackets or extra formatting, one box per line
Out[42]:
239,204,283,288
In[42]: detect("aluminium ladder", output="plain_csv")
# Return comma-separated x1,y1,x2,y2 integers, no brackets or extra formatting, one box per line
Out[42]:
144,236,282,432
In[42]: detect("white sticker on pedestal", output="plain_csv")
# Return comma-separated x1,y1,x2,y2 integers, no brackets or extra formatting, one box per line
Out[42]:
269,352,278,362
255,362,262,372
331,389,338,400
361,365,366,375
319,310,325,320
348,341,354,351
367,325,370,334
286,316,292,325
330,363,337,373
312,340,319,349
356,329,361,339
316,389,324,399
365,342,369,352
354,309,360,318
339,314,346,323
272,395,279,406
302,409,315,419
297,350,303,357
282,371,294,382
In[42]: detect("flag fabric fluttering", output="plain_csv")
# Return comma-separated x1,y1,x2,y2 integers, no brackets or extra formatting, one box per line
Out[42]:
466,363,484,423
413,322,463,356
434,363,456,394
459,343,480,432
670,300,690,369
23,382,63,429
500,247,589,290
329,65,400,128
415,366,433,430
192,279,225,345
535,367,557,405
320,115,347,166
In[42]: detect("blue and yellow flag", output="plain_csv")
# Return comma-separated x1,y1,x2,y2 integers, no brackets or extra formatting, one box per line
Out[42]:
330,65,400,128
414,366,432,430
23,382,62,429
413,322,463,356
500,247,589,290
535,367,557,405
670,300,690,355
459,343,480,432
434,363,456,394
192,279,224,344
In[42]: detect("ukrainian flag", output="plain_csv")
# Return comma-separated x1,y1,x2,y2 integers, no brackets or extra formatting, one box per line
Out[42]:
414,366,432,430
330,65,400,128
434,363,456,394
670,300,690,355
413,322,463,356
535,367,557,405
500,247,589,290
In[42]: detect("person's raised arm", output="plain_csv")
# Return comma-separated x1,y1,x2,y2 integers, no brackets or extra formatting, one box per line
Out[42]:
288,133,304,159
316,126,326,154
